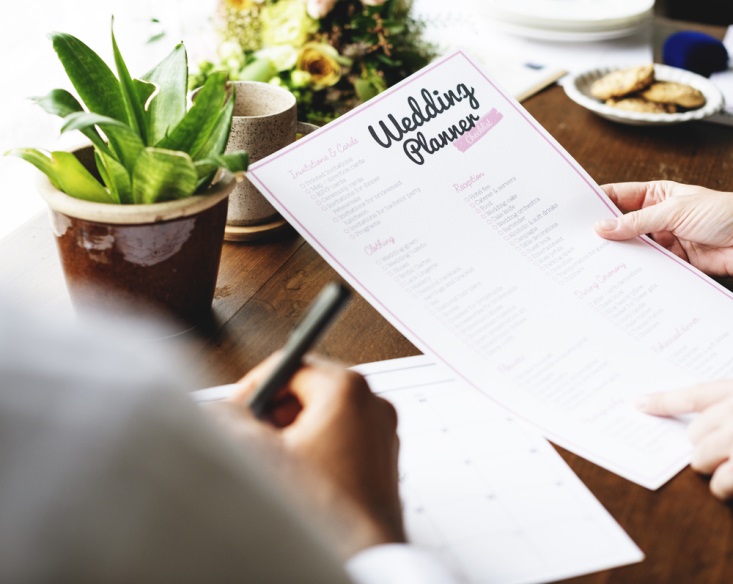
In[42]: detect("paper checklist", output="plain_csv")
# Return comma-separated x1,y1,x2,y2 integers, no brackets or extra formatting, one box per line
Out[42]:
248,51,733,488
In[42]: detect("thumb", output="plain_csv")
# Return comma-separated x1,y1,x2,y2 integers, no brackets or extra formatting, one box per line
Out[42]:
594,201,680,241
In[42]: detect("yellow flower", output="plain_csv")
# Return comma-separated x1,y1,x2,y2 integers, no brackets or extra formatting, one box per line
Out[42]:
261,0,317,48
296,43,343,90
224,0,256,9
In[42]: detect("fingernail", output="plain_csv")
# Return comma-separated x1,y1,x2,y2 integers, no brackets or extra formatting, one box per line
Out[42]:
634,395,652,412
595,218,618,231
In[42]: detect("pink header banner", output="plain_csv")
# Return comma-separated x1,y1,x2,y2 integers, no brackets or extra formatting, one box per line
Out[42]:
453,108,503,153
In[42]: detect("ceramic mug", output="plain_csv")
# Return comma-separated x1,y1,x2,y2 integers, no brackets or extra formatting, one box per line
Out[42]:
225,81,298,227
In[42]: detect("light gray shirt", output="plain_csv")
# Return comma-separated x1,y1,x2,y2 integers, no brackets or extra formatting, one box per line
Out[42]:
0,300,457,583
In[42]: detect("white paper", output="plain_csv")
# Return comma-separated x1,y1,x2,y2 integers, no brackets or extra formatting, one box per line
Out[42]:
248,51,733,488
354,355,643,584
193,356,644,584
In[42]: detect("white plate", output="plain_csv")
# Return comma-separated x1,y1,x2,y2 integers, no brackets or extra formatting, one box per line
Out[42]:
489,18,650,42
563,64,725,125
480,0,654,30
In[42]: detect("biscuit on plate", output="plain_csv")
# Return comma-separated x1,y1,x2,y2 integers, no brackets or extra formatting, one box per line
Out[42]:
590,65,655,100
640,81,706,109
605,97,677,113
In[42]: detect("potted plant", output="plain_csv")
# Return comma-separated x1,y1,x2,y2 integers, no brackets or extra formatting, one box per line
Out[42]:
7,21,248,323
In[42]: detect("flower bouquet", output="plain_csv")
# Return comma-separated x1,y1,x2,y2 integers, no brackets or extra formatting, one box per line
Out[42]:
191,0,435,125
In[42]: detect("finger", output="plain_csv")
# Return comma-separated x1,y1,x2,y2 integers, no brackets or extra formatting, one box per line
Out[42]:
231,352,283,402
601,180,689,209
372,393,399,434
265,393,302,428
601,182,661,212
649,230,677,250
288,362,371,413
635,381,733,416
285,363,398,437
594,199,686,241
691,425,733,474
201,399,275,442
688,398,733,443
663,236,690,263
710,459,733,501
234,355,361,427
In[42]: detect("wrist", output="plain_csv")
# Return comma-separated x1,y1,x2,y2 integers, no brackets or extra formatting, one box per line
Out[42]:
320,490,406,558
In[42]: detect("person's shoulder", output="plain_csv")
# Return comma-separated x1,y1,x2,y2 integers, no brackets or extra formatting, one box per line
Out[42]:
0,295,192,435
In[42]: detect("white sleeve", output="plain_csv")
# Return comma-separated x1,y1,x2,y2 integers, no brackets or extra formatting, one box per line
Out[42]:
346,544,461,584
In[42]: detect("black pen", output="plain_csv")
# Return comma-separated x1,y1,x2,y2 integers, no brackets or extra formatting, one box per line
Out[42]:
248,281,351,417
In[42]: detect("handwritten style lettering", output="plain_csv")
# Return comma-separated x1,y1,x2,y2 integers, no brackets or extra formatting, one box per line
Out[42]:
368,83,482,164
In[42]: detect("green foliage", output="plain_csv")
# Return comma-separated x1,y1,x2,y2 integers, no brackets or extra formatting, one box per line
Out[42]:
7,20,248,204
194,0,435,126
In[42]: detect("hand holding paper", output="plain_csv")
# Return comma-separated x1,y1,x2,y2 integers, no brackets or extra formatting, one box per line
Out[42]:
595,181,733,276
636,380,733,501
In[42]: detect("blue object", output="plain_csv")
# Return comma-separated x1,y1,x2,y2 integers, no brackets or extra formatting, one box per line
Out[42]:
663,31,729,77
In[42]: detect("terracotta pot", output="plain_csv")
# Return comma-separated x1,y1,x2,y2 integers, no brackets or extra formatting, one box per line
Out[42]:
37,147,235,324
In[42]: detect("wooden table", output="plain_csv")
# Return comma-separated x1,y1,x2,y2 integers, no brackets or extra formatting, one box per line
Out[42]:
3,78,733,582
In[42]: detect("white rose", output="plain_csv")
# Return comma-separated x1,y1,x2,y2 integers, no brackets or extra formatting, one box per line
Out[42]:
306,0,339,19
360,0,388,6
254,45,299,72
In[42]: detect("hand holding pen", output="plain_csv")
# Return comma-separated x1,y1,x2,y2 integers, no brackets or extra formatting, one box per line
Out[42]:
216,282,406,555
247,281,352,418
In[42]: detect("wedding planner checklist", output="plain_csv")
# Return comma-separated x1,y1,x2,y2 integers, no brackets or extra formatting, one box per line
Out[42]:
248,51,733,489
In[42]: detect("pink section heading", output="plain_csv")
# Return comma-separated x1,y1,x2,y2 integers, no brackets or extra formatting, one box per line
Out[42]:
453,108,503,153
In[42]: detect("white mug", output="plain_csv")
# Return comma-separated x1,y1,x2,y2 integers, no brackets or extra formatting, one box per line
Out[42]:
224,81,298,227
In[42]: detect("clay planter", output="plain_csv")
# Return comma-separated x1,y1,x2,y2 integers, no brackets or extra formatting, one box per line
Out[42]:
38,147,235,324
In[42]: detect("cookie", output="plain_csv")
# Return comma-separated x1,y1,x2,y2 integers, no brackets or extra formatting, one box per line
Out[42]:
640,81,706,109
590,65,655,100
605,97,677,113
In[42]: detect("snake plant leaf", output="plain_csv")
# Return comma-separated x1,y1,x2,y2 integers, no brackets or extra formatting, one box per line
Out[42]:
190,95,237,190
95,149,131,204
7,148,114,203
133,79,157,135
194,152,248,192
194,152,248,191
111,22,147,142
192,87,235,164
61,112,144,173
30,89,110,155
131,148,198,204
48,31,128,124
12,29,242,205
141,43,187,146
31,88,83,118
157,70,228,157
194,152,248,178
